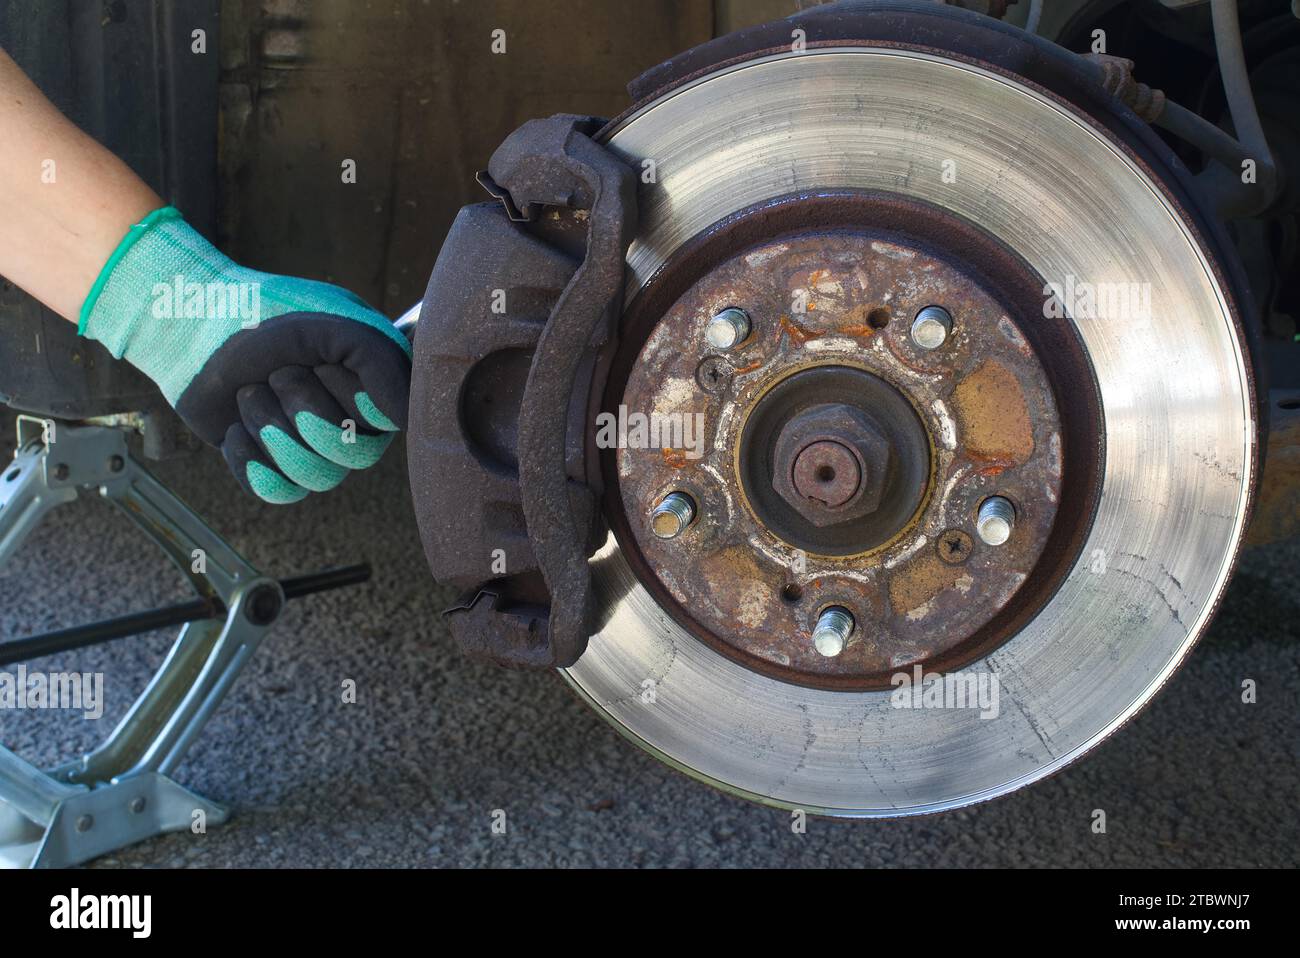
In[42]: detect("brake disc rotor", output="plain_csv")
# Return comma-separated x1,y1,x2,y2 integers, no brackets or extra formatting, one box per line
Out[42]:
561,48,1256,815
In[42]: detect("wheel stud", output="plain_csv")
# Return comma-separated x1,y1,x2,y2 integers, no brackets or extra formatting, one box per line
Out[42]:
812,606,855,657
910,305,952,350
976,496,1016,545
705,307,751,350
651,492,696,539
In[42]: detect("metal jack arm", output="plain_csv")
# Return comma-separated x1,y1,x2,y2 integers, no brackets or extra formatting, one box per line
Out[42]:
0,416,366,867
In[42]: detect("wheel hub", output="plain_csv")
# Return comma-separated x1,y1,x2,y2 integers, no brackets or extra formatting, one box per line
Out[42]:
613,227,1065,687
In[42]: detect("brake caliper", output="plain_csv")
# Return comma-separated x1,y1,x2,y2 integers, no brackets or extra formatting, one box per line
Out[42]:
407,115,637,668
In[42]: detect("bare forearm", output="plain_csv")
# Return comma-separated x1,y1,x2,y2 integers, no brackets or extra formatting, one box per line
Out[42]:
0,47,161,322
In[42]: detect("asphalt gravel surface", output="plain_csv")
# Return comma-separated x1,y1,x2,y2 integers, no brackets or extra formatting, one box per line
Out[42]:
0,415,1296,868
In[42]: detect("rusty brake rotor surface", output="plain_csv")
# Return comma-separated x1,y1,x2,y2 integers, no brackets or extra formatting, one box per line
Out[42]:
560,45,1256,815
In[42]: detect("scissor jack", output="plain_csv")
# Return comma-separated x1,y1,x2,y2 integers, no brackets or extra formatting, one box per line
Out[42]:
0,415,368,867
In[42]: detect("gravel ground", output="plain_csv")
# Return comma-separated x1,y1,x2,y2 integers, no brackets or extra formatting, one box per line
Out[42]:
0,418,1296,868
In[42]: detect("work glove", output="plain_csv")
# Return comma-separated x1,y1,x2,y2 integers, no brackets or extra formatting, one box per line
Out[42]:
79,206,411,504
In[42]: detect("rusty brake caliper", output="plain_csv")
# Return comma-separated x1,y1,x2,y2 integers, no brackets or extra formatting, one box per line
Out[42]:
407,115,637,668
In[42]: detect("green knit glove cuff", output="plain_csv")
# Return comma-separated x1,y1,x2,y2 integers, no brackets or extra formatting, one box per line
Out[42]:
79,206,409,405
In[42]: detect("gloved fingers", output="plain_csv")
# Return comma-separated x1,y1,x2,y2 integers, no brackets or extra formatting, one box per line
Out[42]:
315,364,405,433
325,318,412,431
222,422,309,504
171,314,411,447
268,366,394,470
235,383,348,493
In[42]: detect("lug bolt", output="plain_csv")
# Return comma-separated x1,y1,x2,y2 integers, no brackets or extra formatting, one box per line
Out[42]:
910,305,952,350
976,496,1016,545
705,307,751,350
651,492,696,539
811,606,855,658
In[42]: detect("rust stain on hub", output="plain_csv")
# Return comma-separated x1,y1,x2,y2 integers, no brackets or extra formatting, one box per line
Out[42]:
952,359,1034,464
889,553,967,618
837,303,886,338
661,448,689,468
698,545,773,630
778,314,819,344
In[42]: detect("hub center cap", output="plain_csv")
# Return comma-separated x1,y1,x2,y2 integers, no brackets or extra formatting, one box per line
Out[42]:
746,366,930,550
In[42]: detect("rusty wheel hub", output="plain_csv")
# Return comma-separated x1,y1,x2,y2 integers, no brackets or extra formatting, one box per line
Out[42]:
614,229,1064,688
